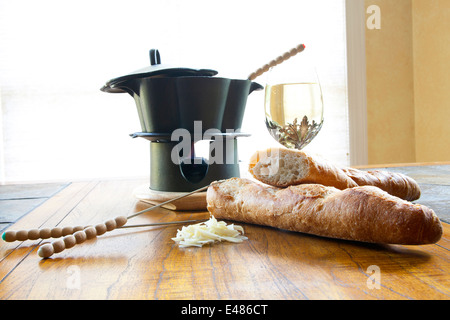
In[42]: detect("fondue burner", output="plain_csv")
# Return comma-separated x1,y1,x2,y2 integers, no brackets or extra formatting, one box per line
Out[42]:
101,49,262,206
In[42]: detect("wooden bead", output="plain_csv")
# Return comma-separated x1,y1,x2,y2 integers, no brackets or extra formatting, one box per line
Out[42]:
296,43,305,51
38,243,54,258
115,216,127,228
63,235,76,249
16,230,29,241
73,226,84,233
95,224,107,236
51,227,63,238
74,230,87,244
104,219,117,231
289,47,298,56
39,228,52,239
52,239,66,253
84,227,97,239
62,226,73,236
28,229,40,240
3,230,17,242
275,56,284,64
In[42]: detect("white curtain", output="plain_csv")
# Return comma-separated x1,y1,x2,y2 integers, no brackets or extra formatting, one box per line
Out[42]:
0,0,349,183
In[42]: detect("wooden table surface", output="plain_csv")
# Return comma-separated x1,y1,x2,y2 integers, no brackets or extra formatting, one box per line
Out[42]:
1,164,449,300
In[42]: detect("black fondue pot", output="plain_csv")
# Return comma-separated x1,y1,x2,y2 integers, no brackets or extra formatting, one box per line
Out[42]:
101,49,262,192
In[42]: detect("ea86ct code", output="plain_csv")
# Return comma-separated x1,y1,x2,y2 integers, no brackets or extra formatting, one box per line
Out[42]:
225,304,268,315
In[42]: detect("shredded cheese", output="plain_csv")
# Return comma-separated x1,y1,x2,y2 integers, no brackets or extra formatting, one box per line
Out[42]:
172,216,247,248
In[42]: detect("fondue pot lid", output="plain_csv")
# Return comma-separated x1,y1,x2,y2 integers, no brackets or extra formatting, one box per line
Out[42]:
101,49,218,93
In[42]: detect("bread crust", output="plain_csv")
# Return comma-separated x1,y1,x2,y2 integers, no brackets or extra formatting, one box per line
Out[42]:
207,178,442,245
249,148,421,201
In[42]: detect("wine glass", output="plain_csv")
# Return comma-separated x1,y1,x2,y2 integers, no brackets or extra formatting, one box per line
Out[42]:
264,54,324,150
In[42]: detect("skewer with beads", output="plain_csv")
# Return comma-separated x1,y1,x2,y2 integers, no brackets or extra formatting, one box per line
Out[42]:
2,182,215,258
36,216,127,258
2,225,85,242
247,43,306,81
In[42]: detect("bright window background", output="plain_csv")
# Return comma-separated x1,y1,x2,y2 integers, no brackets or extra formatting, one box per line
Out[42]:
0,0,349,183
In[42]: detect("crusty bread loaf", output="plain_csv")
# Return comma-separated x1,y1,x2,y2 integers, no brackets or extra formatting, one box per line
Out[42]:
207,178,442,245
248,148,421,201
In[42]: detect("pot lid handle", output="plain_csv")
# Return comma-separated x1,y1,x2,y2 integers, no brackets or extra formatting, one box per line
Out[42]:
150,49,161,65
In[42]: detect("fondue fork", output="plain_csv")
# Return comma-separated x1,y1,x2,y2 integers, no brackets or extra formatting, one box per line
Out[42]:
247,43,306,81
2,181,224,258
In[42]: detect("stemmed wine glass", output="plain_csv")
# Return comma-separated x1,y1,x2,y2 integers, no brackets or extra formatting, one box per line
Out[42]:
264,52,324,150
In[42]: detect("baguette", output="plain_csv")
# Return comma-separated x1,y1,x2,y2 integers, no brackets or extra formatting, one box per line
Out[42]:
207,178,442,245
248,148,421,201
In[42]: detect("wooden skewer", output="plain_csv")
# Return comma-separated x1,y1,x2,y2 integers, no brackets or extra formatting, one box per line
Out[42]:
247,43,306,81
36,216,127,258
36,218,208,258
2,181,222,258
2,225,85,242
2,182,219,243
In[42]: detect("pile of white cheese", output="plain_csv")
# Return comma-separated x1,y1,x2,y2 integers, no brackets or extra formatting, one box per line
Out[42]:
172,216,247,248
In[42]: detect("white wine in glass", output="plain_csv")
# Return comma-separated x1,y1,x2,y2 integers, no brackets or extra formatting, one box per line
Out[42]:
264,66,324,150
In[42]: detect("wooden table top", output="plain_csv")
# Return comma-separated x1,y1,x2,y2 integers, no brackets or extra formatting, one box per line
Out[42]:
1,164,449,300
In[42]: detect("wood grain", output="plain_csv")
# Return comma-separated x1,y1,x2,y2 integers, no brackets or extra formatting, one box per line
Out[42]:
0,176,449,300
133,184,207,211
0,182,69,233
